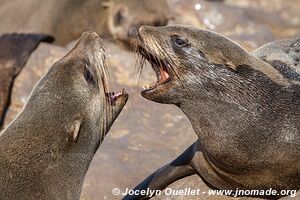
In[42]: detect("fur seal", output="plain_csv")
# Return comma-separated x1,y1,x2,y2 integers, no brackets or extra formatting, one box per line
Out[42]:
0,31,128,200
0,0,170,45
123,25,299,199
0,33,54,128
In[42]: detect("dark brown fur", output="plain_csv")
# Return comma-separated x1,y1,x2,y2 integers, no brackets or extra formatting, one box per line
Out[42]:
0,33,54,128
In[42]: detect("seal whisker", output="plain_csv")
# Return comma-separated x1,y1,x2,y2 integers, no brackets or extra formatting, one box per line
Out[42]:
134,52,147,86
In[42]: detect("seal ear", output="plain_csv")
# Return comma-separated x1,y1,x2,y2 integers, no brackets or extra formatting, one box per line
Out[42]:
70,120,82,143
0,33,54,128
211,51,237,71
222,56,236,71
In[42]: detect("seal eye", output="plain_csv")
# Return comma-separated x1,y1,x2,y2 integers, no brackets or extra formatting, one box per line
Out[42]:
171,35,189,48
84,66,95,85
114,10,124,26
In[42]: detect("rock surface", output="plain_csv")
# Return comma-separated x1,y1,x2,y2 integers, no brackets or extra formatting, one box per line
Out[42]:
167,0,300,51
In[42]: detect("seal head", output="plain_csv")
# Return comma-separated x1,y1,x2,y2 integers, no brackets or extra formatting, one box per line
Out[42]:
24,31,128,142
103,0,170,43
135,25,290,105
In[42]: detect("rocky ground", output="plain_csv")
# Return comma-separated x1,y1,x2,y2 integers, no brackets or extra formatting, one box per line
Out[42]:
1,0,299,199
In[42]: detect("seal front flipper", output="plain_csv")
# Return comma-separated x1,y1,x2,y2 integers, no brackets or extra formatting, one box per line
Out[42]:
253,37,300,81
123,142,197,200
0,33,54,128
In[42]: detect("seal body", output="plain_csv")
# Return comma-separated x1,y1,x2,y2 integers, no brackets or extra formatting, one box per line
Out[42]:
124,25,299,199
0,0,170,45
0,32,128,200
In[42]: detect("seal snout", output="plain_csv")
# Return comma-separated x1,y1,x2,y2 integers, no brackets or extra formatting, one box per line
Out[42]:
80,31,102,41
78,31,105,53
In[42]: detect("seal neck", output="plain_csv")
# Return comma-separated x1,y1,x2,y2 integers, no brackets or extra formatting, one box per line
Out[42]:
178,70,281,164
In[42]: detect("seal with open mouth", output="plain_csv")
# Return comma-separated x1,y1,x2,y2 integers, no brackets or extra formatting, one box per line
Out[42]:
0,31,128,200
124,25,299,199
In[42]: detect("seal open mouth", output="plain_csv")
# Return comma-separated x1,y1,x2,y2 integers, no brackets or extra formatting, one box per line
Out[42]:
106,89,128,105
138,46,171,92
99,70,128,106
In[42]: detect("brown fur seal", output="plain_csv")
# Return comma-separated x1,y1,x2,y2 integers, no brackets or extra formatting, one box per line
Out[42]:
0,0,170,45
0,33,54,128
0,31,128,200
123,25,299,199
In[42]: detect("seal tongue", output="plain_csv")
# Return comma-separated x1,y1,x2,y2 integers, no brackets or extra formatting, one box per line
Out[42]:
156,60,170,85
111,91,123,101
159,67,170,84
106,89,126,104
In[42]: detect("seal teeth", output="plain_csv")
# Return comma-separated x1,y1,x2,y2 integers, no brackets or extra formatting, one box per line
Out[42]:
138,46,171,91
142,84,150,90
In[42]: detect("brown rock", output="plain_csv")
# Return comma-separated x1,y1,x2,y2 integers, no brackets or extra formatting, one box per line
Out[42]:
0,33,53,128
